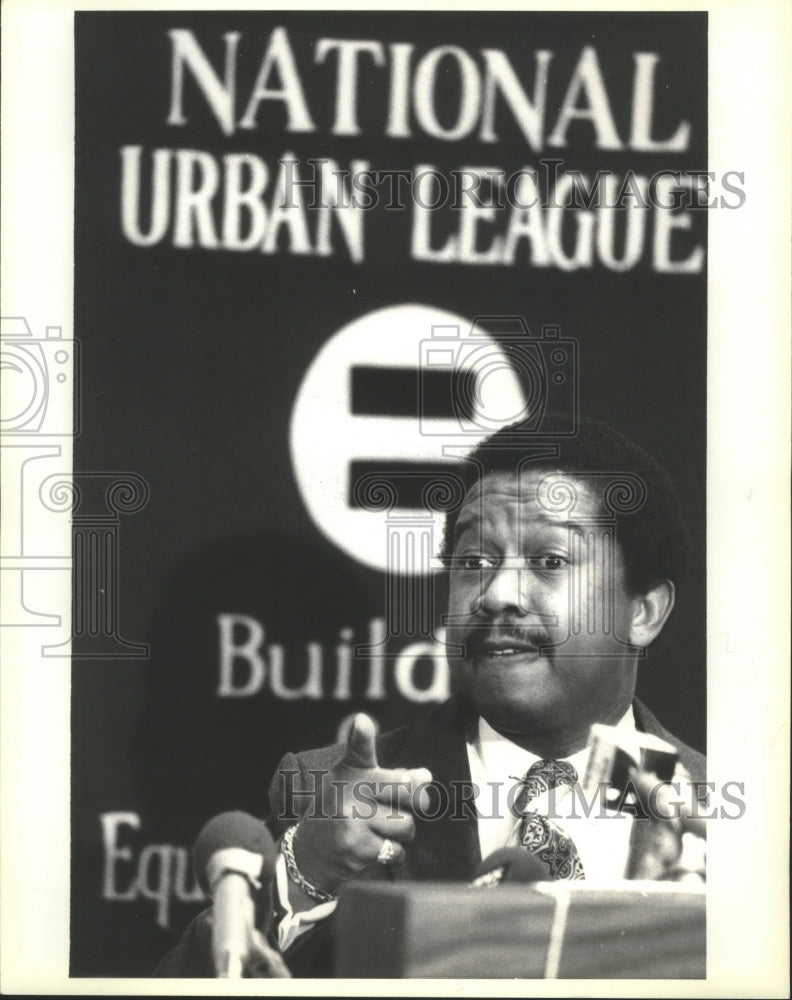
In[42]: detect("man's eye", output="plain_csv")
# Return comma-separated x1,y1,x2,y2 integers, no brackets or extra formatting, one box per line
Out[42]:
459,554,496,570
530,555,569,570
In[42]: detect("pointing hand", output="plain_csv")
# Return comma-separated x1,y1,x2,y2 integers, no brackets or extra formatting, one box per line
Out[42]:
285,713,432,905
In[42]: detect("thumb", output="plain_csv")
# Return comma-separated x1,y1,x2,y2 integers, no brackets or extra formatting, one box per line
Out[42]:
341,713,379,769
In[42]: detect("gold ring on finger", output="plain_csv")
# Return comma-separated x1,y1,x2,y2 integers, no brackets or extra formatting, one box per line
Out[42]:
377,838,396,865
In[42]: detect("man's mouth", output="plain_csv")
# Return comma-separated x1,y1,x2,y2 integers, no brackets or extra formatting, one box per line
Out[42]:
468,631,547,660
484,647,532,658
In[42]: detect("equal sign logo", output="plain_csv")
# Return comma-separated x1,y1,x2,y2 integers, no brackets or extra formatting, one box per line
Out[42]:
289,303,527,575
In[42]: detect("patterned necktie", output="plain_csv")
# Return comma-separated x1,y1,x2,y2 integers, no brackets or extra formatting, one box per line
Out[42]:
514,759,585,880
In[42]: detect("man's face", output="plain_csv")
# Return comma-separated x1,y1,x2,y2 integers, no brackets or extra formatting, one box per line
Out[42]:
445,470,644,749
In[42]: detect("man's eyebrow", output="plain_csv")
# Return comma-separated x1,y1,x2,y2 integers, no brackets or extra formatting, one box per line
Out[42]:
453,510,592,540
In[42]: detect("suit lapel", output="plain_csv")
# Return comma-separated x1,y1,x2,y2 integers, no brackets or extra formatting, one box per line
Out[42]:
380,697,482,882
632,697,706,782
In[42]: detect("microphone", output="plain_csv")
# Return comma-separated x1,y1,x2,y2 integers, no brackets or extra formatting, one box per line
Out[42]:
193,811,289,978
470,848,548,888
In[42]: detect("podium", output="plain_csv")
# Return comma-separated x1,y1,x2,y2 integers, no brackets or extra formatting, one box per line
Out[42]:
335,881,705,978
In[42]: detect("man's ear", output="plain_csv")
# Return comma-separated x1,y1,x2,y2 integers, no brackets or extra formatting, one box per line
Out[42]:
628,580,675,647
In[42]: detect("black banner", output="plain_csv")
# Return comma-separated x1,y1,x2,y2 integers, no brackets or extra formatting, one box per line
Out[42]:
72,10,707,975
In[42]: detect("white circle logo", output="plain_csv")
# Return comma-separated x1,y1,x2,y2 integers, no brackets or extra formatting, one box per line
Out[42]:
289,303,527,573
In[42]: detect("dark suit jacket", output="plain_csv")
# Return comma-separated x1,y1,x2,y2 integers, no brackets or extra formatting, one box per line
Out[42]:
154,695,706,977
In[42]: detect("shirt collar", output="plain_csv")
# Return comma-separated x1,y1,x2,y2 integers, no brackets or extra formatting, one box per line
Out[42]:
473,706,637,785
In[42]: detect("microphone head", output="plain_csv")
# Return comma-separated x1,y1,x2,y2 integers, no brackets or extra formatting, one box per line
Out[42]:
193,811,277,895
475,847,547,884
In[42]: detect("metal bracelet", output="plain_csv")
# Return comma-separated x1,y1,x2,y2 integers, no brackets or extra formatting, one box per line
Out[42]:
280,824,338,904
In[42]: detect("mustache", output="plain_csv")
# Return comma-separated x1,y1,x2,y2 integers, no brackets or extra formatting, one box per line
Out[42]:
461,620,554,653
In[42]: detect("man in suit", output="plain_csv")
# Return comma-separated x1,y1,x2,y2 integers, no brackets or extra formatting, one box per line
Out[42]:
156,416,706,976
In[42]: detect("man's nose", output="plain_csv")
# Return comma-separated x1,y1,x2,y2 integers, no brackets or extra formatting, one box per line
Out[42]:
479,559,531,617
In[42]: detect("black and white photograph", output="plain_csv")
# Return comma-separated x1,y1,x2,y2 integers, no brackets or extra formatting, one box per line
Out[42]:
0,0,789,993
